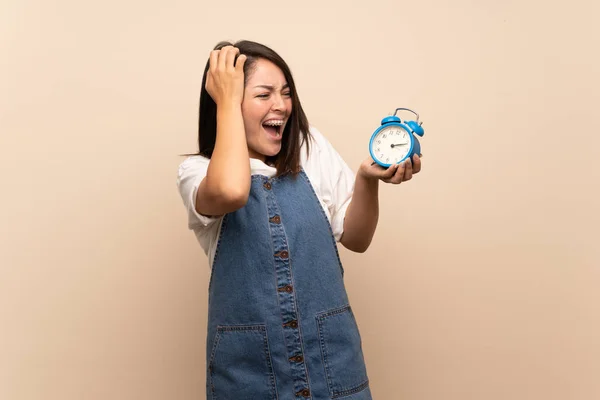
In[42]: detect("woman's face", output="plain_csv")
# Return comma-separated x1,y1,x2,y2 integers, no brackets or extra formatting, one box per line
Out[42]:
241,58,292,162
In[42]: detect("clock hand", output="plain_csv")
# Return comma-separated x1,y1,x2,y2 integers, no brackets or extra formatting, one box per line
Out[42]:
391,143,408,148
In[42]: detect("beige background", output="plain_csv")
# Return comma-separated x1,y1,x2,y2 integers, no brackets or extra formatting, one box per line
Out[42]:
2,0,599,399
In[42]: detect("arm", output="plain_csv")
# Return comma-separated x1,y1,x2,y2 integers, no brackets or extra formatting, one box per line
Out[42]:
196,102,250,215
340,174,379,253
195,46,251,217
340,155,421,253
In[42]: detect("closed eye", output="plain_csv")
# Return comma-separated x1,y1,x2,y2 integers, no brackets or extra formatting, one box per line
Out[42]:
256,92,292,99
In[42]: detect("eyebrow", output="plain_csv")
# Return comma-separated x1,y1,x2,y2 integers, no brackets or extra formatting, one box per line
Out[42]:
253,84,290,90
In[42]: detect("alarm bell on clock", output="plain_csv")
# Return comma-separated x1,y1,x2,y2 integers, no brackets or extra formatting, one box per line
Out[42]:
369,107,424,168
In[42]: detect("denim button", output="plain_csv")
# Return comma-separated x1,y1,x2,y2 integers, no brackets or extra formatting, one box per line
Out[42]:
278,285,293,293
296,388,310,397
284,320,298,328
269,215,281,224
263,182,272,190
275,250,289,259
289,355,303,362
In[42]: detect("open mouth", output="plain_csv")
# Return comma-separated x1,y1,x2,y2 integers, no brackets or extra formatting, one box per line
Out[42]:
262,120,284,138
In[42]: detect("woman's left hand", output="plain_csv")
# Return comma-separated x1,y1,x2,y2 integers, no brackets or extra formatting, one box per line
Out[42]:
358,154,422,184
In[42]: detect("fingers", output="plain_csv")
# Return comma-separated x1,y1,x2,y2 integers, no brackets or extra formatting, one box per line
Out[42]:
378,163,398,184
377,154,422,185
206,46,246,104
381,163,399,181
206,50,219,93
209,49,219,74
381,158,413,184
403,159,413,181
412,154,422,174
217,46,230,70
213,46,246,76
224,46,239,70
388,160,409,184
235,53,247,72
211,46,239,73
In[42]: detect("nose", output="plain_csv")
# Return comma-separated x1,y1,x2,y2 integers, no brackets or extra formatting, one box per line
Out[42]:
271,93,286,112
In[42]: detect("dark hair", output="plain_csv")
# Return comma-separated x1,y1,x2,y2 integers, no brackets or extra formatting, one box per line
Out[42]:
189,40,311,177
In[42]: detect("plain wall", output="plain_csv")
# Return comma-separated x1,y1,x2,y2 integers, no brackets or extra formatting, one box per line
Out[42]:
1,0,599,399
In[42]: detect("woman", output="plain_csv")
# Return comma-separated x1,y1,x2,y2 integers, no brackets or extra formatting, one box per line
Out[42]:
177,40,421,400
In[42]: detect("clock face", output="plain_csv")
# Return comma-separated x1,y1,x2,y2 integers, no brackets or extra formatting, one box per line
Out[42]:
371,125,411,165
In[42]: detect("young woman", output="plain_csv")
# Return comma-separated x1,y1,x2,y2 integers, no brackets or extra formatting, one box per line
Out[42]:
177,40,421,400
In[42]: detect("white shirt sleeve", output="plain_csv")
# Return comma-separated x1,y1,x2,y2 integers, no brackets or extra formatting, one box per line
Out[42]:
176,155,221,231
306,126,356,242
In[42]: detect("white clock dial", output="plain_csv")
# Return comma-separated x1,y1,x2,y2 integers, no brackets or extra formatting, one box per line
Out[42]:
372,126,410,164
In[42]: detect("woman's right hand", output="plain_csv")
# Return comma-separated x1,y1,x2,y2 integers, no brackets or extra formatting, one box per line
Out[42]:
205,46,247,106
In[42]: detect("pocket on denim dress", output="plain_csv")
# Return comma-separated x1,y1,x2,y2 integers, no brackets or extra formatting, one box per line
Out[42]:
317,305,370,398
208,325,277,400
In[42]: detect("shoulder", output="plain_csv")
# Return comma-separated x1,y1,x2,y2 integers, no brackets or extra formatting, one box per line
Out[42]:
177,154,210,183
178,154,210,174
300,124,355,191
301,125,339,165
301,125,354,171
176,155,210,208
305,125,329,150
300,125,356,242
176,154,222,232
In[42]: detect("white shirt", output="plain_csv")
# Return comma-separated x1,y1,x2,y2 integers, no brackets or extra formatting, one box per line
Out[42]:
176,126,356,267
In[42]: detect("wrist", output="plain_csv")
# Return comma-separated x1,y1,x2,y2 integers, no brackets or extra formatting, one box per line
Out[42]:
217,101,242,113
357,169,380,188
216,103,243,125
357,165,379,184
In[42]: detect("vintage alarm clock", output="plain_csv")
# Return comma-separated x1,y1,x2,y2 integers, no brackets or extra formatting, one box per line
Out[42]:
369,107,424,167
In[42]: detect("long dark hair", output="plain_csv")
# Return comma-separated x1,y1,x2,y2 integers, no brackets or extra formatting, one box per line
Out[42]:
188,40,311,177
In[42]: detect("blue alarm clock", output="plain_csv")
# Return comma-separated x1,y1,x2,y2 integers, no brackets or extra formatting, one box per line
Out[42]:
369,107,424,168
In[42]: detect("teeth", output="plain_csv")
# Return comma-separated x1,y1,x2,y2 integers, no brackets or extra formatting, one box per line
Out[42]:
264,120,284,126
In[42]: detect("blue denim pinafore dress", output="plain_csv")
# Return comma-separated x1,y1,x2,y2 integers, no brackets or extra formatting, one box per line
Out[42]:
206,169,372,400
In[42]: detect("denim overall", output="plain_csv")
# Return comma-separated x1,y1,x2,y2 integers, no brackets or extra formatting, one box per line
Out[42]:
206,169,372,400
